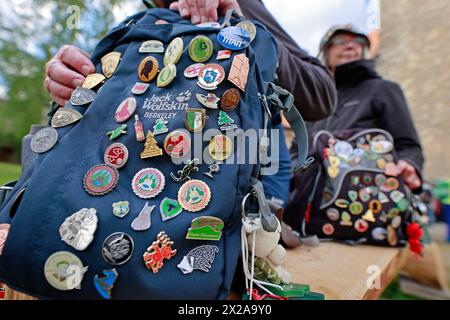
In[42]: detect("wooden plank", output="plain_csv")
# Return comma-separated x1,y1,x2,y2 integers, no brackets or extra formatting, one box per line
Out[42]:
284,242,403,300
3,285,36,300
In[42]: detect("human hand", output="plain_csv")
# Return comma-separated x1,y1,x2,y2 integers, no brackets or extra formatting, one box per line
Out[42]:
169,0,242,25
44,45,95,106
385,160,421,190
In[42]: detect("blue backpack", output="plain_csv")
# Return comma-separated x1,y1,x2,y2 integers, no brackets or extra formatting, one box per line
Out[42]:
0,8,309,299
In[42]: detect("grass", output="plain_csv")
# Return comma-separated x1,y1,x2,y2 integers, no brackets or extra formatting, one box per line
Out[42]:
0,162,21,185
380,277,424,300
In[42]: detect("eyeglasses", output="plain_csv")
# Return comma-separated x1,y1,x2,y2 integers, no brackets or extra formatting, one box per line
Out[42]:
329,36,367,47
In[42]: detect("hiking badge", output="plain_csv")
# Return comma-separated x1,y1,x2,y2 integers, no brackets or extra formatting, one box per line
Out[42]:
185,108,206,133
143,231,177,273
177,245,219,274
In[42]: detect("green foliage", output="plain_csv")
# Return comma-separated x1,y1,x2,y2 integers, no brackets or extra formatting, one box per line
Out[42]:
0,0,140,162
0,162,21,185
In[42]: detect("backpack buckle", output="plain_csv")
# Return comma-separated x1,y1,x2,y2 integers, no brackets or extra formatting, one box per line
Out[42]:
265,83,294,113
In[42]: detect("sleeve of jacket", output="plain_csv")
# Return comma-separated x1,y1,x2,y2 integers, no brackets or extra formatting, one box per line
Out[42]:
239,0,337,121
374,81,425,174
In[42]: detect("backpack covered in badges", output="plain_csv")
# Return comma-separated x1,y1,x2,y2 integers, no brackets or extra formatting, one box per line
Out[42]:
0,8,310,299
285,128,424,248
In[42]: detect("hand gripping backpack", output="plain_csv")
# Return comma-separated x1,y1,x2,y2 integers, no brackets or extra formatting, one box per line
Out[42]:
0,8,310,299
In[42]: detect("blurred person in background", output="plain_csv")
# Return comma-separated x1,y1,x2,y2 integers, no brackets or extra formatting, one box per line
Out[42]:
296,24,425,191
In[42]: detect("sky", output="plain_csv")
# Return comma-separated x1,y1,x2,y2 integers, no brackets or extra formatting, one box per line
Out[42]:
264,0,380,55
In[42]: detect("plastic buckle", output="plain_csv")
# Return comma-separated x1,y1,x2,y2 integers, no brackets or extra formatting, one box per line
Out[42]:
265,83,294,113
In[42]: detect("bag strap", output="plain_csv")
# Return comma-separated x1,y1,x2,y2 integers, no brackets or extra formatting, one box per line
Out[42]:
260,82,314,174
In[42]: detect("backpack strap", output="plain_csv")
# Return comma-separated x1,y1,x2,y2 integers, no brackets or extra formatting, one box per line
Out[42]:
261,82,314,173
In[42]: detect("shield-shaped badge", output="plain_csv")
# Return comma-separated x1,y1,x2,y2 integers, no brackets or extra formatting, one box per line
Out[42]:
101,52,122,78
185,108,206,133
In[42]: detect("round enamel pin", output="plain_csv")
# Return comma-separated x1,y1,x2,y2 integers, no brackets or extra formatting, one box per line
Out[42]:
102,232,134,266
131,168,165,199
31,126,58,154
197,63,225,90
184,63,204,78
236,20,257,42
354,219,369,233
322,223,335,236
138,56,159,82
164,37,184,66
326,208,340,221
104,143,129,169
218,26,251,51
164,130,191,159
157,64,177,87
178,179,211,212
83,164,119,196
0,224,10,256
209,135,233,161
189,35,214,63
44,251,88,291
221,88,240,111
114,97,136,123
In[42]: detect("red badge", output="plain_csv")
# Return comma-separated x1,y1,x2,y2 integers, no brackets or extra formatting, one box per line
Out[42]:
164,130,191,159
104,143,129,169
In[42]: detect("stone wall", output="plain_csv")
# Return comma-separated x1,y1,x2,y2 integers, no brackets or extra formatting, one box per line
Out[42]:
377,0,450,180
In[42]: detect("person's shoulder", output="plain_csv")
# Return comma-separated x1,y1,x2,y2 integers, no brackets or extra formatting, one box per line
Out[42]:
371,78,404,94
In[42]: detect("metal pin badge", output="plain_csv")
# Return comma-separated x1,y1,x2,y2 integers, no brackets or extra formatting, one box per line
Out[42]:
143,231,177,273
131,202,154,231
59,208,98,251
170,158,200,183
177,245,219,274
94,269,118,300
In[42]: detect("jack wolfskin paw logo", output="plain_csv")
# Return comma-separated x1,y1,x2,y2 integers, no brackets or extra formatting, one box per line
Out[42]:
176,90,192,103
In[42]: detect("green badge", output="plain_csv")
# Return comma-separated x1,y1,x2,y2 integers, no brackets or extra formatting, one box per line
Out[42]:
340,212,353,226
396,198,409,212
335,199,349,209
348,191,358,202
164,37,184,66
269,283,310,298
186,216,224,241
349,201,364,215
157,64,177,88
160,197,183,222
189,36,214,63
185,108,206,133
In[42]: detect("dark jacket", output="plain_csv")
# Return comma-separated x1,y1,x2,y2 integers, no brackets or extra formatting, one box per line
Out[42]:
240,0,337,120
162,0,337,121
306,59,424,174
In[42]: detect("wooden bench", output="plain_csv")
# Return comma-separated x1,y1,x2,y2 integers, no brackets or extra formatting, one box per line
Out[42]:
284,242,404,300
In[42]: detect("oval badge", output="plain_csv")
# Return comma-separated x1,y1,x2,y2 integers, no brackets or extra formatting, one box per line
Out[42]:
197,63,225,90
114,97,136,123
104,143,129,169
218,26,251,51
138,56,159,82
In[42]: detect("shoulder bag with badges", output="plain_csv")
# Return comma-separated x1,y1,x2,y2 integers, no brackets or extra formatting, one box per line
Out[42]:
285,128,423,249
0,7,310,299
